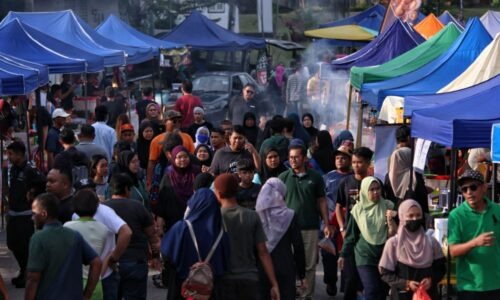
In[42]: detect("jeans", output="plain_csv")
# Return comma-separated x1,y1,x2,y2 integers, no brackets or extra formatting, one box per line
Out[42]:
118,260,148,300
301,230,319,298
102,270,120,300
357,265,388,300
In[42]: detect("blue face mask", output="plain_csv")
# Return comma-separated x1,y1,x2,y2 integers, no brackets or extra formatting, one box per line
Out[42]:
196,134,209,144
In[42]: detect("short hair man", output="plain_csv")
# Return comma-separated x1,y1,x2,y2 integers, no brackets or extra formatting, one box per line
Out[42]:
25,193,101,300
236,159,261,210
6,141,46,288
175,80,204,128
228,83,260,126
46,165,74,223
449,170,500,299
210,127,226,152
220,120,233,144
395,125,411,149
104,174,160,299
186,106,214,141
213,174,280,300
92,105,116,161
76,124,108,160
278,144,332,298
210,125,260,175
55,128,91,178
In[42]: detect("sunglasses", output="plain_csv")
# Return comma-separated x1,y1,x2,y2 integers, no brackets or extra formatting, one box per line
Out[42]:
460,184,479,193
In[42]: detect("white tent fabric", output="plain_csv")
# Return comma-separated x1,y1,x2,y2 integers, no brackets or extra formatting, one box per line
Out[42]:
480,11,500,37
439,33,500,92
378,96,404,122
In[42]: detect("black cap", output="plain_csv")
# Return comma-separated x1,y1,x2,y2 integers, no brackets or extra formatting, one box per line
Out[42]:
236,159,255,171
458,169,485,185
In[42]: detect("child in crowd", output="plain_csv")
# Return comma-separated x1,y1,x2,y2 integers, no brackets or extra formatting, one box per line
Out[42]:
236,159,262,210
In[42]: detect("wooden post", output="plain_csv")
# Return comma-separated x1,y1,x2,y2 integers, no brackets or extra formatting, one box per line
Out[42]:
346,84,353,130
355,94,363,148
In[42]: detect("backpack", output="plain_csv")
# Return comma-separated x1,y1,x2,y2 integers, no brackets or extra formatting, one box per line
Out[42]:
181,220,223,300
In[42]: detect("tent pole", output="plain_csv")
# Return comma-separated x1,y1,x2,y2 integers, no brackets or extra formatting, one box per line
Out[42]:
355,95,363,148
84,73,88,121
25,106,31,161
346,84,352,130
492,164,497,202
1,139,4,229
35,89,44,173
151,59,156,91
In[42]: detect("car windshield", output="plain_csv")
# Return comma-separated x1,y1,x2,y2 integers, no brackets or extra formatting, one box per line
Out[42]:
193,75,229,93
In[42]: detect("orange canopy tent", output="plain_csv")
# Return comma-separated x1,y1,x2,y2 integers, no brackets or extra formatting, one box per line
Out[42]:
414,13,444,39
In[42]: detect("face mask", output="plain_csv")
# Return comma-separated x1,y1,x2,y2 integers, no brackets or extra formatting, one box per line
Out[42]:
405,218,424,232
196,134,209,144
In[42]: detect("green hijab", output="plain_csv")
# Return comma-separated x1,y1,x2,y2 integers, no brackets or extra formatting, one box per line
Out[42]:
351,176,394,245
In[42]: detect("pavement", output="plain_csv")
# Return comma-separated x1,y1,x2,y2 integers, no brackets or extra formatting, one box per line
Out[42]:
0,227,341,299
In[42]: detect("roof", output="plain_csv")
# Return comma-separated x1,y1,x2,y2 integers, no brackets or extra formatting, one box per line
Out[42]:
439,33,500,93
0,10,155,66
331,20,424,70
305,24,376,41
319,5,386,32
410,74,500,148
96,14,182,55
0,52,49,94
265,39,305,51
414,13,444,39
0,19,87,74
480,10,500,37
161,10,265,51
361,18,492,109
438,11,464,30
351,23,461,91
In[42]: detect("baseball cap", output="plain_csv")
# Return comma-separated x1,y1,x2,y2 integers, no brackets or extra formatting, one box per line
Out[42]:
52,108,70,119
193,107,204,114
163,110,182,120
236,159,255,171
335,144,353,157
458,169,485,185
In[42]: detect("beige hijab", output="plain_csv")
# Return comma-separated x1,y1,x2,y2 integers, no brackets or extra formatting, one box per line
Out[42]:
389,147,417,199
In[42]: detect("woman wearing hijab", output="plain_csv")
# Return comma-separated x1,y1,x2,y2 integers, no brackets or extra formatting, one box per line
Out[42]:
312,130,335,174
287,113,311,147
333,130,354,150
255,178,306,300
259,146,288,183
386,147,429,213
161,188,229,300
242,112,261,146
338,176,397,300
302,113,318,138
194,144,213,173
379,199,445,300
112,150,149,209
194,126,210,148
154,146,200,233
144,102,163,135
137,121,155,170
268,64,286,114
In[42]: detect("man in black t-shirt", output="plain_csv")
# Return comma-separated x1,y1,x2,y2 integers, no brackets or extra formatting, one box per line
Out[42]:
104,174,159,300
209,125,260,175
335,146,373,300
236,159,261,210
135,87,155,124
60,74,76,110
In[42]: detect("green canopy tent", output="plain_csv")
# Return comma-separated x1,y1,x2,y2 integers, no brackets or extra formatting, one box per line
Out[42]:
350,23,462,90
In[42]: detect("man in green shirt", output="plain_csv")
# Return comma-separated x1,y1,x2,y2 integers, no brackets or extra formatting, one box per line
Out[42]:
279,144,332,299
449,170,500,299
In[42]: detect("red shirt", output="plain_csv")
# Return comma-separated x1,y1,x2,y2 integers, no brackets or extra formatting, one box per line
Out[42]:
175,94,203,128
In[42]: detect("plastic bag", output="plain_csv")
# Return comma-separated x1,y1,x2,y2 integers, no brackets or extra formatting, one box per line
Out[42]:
412,285,431,300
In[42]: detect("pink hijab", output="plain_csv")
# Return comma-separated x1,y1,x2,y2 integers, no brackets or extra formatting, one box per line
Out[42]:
274,64,285,88
379,199,441,270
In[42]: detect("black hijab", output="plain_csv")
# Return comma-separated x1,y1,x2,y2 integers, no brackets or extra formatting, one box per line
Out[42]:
312,130,335,174
194,144,213,167
117,150,139,187
242,112,260,146
260,146,288,183
302,113,318,138
137,121,154,170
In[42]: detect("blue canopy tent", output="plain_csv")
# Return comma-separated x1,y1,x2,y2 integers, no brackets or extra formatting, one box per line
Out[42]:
438,10,464,30
96,14,182,55
411,79,500,148
405,74,500,117
0,19,87,73
0,52,49,87
331,20,424,70
162,10,265,51
1,10,148,66
0,54,49,95
361,18,492,109
7,19,105,72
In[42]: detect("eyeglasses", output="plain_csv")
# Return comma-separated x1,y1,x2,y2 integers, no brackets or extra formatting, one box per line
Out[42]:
245,90,255,95
460,184,479,193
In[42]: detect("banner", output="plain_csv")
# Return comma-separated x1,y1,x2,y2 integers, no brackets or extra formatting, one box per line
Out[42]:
374,126,398,181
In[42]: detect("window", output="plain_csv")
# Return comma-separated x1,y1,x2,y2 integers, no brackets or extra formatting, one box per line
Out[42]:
208,3,225,13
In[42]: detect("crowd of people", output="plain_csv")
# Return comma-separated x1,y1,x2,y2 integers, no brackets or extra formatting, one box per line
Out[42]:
1,59,500,300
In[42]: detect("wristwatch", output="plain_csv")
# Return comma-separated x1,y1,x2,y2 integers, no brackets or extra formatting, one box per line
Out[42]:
339,227,345,232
